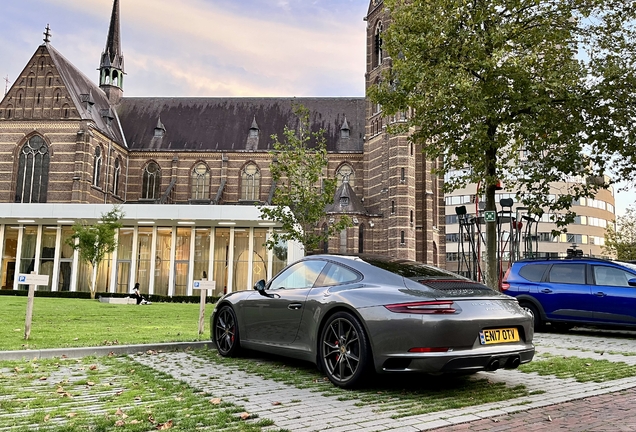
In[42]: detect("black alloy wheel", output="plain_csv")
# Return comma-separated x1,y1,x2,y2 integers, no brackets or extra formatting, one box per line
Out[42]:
521,302,543,332
215,306,241,357
320,311,370,388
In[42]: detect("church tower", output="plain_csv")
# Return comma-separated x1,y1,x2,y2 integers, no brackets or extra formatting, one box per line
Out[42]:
363,0,445,265
99,0,125,105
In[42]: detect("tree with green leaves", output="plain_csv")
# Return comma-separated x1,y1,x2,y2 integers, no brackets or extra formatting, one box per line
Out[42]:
260,104,352,253
66,206,124,299
604,208,636,261
369,0,636,288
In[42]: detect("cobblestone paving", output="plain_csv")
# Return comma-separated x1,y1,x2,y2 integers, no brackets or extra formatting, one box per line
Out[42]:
132,328,636,432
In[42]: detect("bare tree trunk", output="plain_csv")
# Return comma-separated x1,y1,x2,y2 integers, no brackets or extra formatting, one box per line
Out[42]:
90,262,98,300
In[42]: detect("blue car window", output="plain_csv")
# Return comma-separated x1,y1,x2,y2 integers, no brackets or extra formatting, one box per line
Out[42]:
593,266,633,287
519,264,549,282
548,263,586,284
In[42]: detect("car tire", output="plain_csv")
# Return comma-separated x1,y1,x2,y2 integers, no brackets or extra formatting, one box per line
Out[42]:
319,311,371,388
214,305,241,357
521,302,543,331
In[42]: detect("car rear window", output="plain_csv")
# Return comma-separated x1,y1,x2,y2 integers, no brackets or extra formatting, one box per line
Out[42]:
548,263,586,284
362,257,454,278
518,264,549,282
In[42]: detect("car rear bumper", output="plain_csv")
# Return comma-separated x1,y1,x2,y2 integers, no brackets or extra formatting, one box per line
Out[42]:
375,345,535,374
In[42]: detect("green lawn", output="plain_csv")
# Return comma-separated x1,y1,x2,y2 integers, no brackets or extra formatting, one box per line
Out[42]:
0,297,214,351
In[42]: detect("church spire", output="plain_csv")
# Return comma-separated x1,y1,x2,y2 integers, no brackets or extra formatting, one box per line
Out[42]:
99,0,125,104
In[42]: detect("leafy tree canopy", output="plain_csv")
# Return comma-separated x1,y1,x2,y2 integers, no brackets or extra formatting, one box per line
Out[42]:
604,208,636,261
370,0,636,287
66,206,124,298
260,104,351,253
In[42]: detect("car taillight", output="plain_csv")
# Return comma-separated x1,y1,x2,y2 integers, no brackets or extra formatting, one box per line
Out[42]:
385,301,456,314
501,268,511,291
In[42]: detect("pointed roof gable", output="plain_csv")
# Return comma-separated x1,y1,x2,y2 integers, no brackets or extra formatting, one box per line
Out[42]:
326,181,367,215
47,44,125,144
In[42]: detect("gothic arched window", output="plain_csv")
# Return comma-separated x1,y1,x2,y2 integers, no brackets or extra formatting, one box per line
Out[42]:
142,162,161,200
241,163,260,201
113,157,121,196
336,164,355,188
93,146,102,187
374,21,383,68
191,162,210,200
16,135,50,203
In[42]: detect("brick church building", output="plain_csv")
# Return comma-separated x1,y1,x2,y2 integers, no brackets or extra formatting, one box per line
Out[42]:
0,0,445,297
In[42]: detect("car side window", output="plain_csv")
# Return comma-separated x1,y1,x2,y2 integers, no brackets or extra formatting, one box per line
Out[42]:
268,260,327,290
593,266,634,287
519,264,549,282
548,264,586,284
320,263,360,286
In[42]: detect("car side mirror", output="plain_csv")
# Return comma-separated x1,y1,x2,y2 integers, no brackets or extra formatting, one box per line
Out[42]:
254,279,277,298
254,279,266,291
628,278,636,287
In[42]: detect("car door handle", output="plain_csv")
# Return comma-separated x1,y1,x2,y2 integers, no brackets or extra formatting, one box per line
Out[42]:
288,303,302,310
540,288,553,293
594,292,606,297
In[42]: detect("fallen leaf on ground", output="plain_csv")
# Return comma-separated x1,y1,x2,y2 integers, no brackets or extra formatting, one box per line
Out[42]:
115,420,125,427
89,365,98,370
87,381,95,386
44,414,50,422
239,412,251,420
548,415,552,422
209,398,221,405
271,401,281,406
67,413,77,418
156,420,173,430
115,390,124,396
39,376,47,381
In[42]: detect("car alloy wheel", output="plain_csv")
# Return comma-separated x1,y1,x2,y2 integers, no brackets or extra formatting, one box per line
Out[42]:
320,312,369,388
215,306,240,357
521,302,543,331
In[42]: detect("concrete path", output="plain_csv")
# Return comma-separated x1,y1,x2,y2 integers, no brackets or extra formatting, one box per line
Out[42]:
129,328,636,432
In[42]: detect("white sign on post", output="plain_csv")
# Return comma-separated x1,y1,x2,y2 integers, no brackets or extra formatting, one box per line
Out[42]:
18,274,50,286
21,273,50,341
193,280,216,291
193,280,216,336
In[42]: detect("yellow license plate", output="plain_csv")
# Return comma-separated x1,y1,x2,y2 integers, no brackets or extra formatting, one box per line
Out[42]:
479,328,519,345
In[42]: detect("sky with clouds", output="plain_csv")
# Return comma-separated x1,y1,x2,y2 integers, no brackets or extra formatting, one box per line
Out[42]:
0,0,633,214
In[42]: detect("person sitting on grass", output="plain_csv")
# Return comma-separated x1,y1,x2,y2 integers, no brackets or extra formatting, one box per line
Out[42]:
132,283,151,305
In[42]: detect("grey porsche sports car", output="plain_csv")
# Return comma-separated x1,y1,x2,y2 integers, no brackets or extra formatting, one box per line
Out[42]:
210,254,534,388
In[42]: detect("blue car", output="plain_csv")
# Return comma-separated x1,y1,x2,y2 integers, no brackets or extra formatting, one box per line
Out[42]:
502,258,636,330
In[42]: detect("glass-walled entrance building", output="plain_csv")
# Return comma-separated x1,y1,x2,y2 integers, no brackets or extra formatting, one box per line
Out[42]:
0,204,302,297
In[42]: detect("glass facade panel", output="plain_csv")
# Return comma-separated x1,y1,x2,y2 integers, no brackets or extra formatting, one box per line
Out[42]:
136,227,153,294
58,227,74,291
213,228,230,296
193,228,211,284
232,229,250,292
174,228,191,296
19,226,38,289
116,228,133,293
271,228,288,278
39,227,57,291
1,226,19,290
154,228,172,296
252,228,268,286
